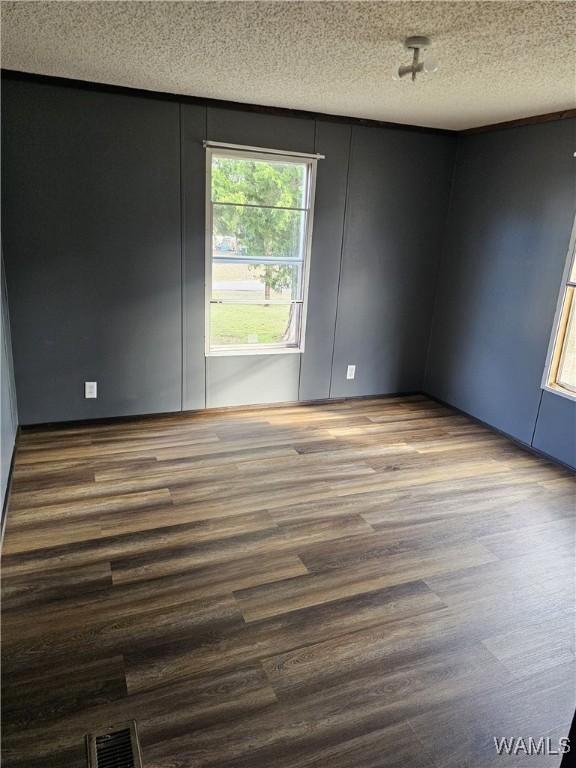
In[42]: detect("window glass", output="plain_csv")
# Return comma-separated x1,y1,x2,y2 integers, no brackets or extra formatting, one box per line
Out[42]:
212,156,307,208
212,204,306,261
557,297,576,392
207,150,315,353
545,242,576,400
212,262,303,303
210,303,301,348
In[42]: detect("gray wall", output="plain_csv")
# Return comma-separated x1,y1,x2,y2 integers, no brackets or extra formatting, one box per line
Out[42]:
298,120,350,401
2,77,455,423
181,103,208,411
197,113,455,406
533,391,576,468
1,251,18,511
331,125,455,398
2,79,182,424
425,119,576,468
3,75,573,470
203,107,315,408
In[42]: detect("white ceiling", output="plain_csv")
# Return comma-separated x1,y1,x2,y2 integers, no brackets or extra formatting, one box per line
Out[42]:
1,0,575,130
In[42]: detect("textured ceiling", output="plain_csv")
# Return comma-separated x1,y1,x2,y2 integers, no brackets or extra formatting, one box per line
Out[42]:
1,1,575,130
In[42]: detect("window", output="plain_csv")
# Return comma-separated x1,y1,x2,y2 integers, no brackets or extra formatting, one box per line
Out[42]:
205,146,317,354
544,234,576,398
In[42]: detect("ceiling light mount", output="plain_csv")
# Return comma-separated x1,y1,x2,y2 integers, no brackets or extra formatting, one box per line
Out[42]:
405,35,431,50
394,35,438,82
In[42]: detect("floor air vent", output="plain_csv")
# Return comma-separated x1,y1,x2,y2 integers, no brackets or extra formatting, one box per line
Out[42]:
86,721,143,768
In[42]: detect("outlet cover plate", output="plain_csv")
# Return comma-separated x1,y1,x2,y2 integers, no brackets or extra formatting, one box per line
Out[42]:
85,381,98,399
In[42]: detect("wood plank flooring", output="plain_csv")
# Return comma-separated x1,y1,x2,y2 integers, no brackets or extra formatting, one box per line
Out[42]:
1,394,575,767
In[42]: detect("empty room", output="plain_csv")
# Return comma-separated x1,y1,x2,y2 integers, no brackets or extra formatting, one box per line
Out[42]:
1,1,575,766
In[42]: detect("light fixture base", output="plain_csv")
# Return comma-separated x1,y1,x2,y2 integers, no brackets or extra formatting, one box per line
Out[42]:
404,35,431,50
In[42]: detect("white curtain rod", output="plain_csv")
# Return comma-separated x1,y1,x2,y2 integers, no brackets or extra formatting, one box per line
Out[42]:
203,140,324,160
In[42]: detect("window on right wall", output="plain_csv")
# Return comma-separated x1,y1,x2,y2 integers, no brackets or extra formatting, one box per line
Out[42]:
544,236,576,398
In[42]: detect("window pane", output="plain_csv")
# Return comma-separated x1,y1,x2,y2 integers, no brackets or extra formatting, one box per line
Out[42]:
210,302,302,348
212,261,302,302
213,204,305,260
557,298,576,392
212,156,307,208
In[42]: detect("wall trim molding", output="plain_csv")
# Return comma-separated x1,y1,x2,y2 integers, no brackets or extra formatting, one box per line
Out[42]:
15,389,575,473
4,391,570,541
0,69,449,136
461,108,576,135
425,393,575,474
20,391,421,431
3,69,574,138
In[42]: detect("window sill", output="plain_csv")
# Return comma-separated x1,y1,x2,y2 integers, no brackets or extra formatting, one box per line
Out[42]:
206,347,303,357
542,384,576,403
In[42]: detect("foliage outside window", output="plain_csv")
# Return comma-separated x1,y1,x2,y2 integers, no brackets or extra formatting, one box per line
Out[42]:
545,242,576,397
206,149,316,353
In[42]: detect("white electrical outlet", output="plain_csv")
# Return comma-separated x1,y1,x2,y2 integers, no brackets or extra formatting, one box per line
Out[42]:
85,381,98,399
346,365,356,380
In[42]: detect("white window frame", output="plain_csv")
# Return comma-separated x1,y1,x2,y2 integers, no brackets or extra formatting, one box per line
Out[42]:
204,144,318,356
542,215,576,402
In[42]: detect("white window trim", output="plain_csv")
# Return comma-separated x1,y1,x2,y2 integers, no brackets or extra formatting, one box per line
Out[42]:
204,145,318,357
542,214,576,402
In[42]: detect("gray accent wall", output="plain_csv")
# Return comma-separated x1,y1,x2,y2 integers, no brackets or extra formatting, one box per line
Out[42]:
206,354,301,408
425,119,576,467
299,121,351,401
1,252,18,511
2,74,573,471
201,107,317,407
531,210,576,470
2,80,182,424
181,103,208,411
533,391,576,469
7,77,453,425
331,126,456,397
184,108,455,408
207,107,315,154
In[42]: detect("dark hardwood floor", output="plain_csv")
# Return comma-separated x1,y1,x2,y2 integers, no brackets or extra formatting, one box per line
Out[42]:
1,395,574,767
